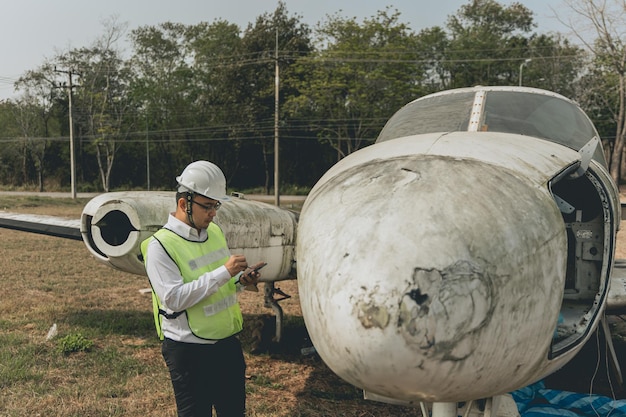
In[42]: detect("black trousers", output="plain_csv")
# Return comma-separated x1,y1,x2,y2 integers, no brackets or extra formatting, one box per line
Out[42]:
162,336,247,417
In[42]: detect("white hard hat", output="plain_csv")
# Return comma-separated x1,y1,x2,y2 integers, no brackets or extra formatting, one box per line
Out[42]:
176,161,230,201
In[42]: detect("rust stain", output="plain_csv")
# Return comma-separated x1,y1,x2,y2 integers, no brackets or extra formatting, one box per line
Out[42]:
357,301,390,329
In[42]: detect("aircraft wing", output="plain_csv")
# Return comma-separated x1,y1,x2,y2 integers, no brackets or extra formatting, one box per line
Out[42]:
0,192,298,282
608,260,626,313
0,211,81,240
608,202,626,313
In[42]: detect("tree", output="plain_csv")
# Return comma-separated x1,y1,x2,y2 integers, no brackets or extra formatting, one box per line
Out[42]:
0,100,27,185
523,33,585,97
185,19,247,181
287,7,423,161
235,1,313,192
561,0,626,183
11,95,50,190
575,62,618,163
57,17,133,192
444,0,536,87
130,21,220,187
12,63,62,190
414,26,451,90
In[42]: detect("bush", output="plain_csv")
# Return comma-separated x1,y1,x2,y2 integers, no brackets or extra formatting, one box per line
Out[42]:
57,333,94,355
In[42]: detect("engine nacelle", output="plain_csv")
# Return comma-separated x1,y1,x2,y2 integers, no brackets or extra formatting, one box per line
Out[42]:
80,191,297,281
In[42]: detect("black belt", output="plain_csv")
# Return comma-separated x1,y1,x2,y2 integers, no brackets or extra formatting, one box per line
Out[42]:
163,334,239,345
159,308,184,320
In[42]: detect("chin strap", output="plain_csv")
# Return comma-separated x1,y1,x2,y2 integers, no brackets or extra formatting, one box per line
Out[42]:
185,192,197,229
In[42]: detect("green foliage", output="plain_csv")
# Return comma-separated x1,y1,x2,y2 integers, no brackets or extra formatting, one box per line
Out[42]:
286,7,424,159
0,0,606,190
444,0,536,87
57,332,95,355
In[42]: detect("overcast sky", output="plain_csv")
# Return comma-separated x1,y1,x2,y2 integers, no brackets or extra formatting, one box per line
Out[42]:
0,0,572,100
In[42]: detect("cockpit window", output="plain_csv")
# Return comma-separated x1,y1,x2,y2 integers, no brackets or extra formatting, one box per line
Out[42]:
376,89,607,166
483,92,598,150
376,92,475,143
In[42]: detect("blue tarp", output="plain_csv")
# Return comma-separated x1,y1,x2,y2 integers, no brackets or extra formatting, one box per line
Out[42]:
511,381,626,417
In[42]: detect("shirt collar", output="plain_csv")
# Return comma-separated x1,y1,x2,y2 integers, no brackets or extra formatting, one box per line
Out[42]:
165,213,207,241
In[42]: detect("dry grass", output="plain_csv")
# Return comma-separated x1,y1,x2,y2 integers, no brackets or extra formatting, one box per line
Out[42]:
0,196,420,417
1,195,625,416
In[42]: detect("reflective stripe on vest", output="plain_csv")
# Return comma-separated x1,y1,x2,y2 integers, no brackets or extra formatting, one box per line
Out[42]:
141,224,243,340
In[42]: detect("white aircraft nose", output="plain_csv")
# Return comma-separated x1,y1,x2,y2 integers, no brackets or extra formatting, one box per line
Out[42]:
297,152,567,402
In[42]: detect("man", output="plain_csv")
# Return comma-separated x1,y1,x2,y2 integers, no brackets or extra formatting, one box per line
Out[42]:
141,160,262,417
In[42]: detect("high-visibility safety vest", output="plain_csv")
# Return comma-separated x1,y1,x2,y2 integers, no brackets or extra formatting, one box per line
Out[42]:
141,225,243,341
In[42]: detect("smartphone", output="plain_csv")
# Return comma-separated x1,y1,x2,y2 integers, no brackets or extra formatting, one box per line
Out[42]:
235,262,267,285
251,262,267,273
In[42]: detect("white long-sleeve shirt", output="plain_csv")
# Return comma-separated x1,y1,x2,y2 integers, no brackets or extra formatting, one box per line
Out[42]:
144,213,236,344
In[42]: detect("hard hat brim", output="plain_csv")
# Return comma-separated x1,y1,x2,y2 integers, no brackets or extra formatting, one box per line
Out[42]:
208,194,231,202
177,183,231,201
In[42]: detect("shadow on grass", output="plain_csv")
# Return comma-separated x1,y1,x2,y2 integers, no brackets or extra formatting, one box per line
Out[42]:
240,312,310,356
61,308,155,338
241,312,422,416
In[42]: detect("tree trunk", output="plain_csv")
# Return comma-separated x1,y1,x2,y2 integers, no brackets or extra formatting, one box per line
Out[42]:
610,75,626,184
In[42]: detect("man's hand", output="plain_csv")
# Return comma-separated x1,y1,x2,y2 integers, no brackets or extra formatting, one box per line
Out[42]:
225,254,248,277
239,261,265,291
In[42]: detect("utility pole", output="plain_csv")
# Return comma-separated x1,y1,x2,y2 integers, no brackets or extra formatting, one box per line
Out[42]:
146,114,150,190
55,67,78,199
519,59,532,87
274,27,280,207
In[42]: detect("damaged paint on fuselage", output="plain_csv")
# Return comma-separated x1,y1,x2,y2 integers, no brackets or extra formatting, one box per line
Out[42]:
399,260,495,360
355,259,496,362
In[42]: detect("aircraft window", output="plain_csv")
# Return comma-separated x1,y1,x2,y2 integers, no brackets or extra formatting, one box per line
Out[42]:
376,89,607,167
376,92,475,143
484,92,607,166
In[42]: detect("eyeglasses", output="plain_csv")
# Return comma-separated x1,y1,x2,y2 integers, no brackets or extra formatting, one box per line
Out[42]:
191,199,222,212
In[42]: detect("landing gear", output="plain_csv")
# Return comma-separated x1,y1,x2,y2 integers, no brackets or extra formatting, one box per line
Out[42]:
263,281,291,343
428,396,519,417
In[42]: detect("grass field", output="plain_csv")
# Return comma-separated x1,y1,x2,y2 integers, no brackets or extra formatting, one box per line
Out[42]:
1,195,625,416
0,196,422,417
